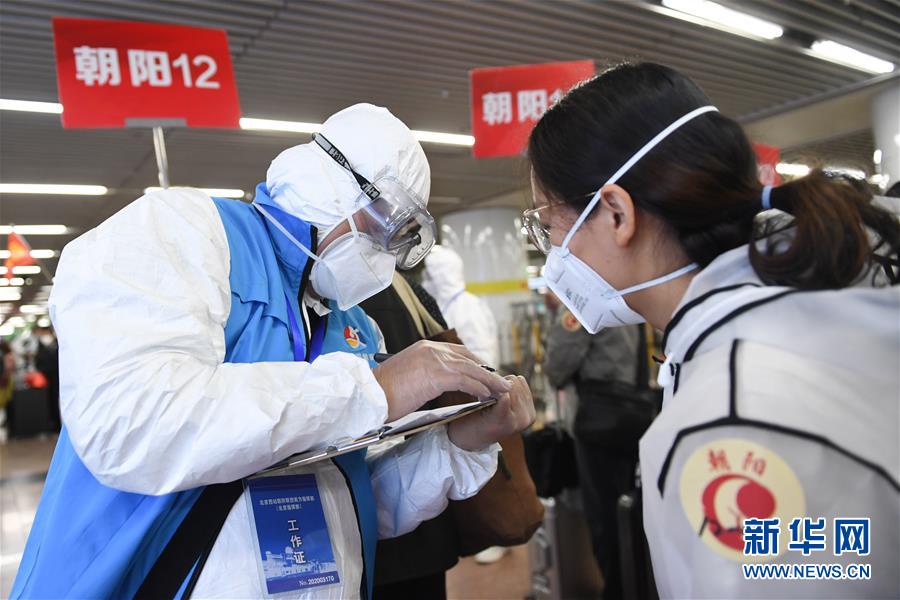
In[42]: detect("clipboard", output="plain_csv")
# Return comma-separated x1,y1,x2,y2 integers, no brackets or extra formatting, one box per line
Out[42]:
255,398,497,477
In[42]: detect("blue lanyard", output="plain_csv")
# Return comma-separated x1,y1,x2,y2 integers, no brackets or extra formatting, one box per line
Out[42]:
283,292,326,362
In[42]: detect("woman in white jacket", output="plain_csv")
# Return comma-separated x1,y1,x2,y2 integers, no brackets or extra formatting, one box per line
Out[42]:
522,62,899,599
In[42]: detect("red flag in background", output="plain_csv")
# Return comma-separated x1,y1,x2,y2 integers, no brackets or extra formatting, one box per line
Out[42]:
5,232,36,272
753,143,782,186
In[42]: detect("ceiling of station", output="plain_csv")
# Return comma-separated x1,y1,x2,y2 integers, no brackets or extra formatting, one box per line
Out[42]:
782,128,877,173
0,0,895,310
717,0,899,65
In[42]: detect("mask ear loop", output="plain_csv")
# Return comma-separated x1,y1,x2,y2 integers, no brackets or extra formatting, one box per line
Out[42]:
610,262,698,299
253,202,320,263
559,105,719,255
346,207,361,242
560,188,603,256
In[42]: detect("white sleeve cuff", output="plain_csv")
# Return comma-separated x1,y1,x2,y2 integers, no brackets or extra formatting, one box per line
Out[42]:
368,426,499,539
439,427,501,501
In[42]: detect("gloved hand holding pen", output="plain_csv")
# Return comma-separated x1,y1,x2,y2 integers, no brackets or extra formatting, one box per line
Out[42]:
372,340,513,422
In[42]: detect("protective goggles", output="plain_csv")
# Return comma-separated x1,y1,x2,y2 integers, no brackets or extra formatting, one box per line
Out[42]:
313,133,436,269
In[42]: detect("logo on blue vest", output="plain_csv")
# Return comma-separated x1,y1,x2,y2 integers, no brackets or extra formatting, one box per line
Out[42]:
344,326,366,350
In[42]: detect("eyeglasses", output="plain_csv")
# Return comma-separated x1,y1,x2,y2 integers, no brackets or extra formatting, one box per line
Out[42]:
523,189,601,255
522,205,553,255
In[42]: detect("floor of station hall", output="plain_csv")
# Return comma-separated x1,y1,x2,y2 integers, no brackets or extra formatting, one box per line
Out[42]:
0,435,532,599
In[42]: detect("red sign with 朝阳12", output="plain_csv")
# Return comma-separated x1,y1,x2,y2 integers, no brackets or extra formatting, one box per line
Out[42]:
470,60,595,158
753,143,782,186
52,17,241,128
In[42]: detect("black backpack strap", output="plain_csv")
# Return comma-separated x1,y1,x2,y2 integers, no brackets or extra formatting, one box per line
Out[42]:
135,480,244,600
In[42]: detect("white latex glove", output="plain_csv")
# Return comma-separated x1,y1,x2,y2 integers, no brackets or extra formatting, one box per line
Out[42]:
448,375,536,451
372,340,512,421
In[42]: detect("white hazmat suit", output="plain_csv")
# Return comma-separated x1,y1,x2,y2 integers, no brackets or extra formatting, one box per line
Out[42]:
422,245,500,367
48,104,499,599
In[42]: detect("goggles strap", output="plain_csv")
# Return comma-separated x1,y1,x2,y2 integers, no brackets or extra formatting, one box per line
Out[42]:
311,133,431,253
312,132,382,201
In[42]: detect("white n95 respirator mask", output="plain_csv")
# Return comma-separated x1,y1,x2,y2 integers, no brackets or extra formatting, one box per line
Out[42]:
543,247,698,334
253,202,396,311
533,105,719,334
309,231,396,310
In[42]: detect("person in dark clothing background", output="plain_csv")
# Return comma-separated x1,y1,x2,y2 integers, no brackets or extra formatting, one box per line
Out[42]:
360,273,458,600
34,326,60,431
0,341,15,442
363,274,447,349
544,305,641,600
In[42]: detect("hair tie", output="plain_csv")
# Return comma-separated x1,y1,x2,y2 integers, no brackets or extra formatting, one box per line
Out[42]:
760,185,774,211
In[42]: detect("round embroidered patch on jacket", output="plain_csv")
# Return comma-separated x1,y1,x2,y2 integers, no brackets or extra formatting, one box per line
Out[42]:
679,437,805,561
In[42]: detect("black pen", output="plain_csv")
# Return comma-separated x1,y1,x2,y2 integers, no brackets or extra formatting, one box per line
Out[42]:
373,352,497,372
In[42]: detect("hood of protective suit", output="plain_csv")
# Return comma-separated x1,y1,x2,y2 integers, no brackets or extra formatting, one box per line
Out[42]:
266,103,431,240
421,245,467,305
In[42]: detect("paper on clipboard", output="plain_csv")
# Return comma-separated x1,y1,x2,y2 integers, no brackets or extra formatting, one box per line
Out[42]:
255,398,497,476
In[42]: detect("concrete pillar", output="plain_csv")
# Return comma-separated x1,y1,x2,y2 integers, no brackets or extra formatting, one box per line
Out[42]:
872,80,900,188
439,207,532,366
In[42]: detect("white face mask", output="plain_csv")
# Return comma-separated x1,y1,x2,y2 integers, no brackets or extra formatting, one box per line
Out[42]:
253,203,396,311
309,232,395,310
543,105,719,334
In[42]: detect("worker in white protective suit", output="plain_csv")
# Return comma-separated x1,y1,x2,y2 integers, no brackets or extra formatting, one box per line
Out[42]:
524,62,899,598
422,246,506,565
422,245,500,367
12,103,535,600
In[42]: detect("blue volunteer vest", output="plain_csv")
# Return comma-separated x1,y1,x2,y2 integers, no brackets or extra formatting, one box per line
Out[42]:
12,184,380,599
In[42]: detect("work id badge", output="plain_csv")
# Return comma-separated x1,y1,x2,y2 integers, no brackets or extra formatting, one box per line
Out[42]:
245,473,341,596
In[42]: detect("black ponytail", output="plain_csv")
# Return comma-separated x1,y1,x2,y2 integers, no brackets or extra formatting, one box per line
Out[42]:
752,171,900,288
528,62,899,290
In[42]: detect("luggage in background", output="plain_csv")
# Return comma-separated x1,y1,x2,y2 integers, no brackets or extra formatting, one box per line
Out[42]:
617,478,658,600
7,388,54,438
528,491,604,600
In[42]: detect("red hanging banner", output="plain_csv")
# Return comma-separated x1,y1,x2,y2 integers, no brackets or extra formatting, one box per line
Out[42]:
753,143,782,186
52,17,241,129
470,60,595,158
